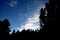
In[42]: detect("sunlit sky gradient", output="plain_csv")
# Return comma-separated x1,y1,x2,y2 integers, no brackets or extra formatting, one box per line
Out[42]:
0,0,48,32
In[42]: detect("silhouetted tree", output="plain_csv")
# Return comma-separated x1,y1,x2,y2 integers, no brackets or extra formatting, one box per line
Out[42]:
40,0,60,33
0,19,11,40
1,0,60,40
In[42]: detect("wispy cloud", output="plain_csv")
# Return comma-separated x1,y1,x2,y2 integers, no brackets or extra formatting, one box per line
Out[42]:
8,0,18,7
34,0,38,5
18,8,42,32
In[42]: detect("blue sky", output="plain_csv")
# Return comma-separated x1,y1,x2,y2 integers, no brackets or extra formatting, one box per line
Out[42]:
0,0,48,32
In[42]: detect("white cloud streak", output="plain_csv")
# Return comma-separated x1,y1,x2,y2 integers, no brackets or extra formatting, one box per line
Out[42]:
8,0,18,7
18,8,42,32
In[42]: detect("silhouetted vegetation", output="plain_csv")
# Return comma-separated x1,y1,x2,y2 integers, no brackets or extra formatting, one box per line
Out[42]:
0,0,59,40
40,0,59,33
0,19,11,40
0,19,40,40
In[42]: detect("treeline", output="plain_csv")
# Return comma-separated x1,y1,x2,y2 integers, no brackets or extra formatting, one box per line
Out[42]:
0,19,40,40
0,0,60,40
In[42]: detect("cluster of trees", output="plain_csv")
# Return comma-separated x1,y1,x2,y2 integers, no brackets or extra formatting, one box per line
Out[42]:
0,0,60,40
0,19,40,40
40,0,60,33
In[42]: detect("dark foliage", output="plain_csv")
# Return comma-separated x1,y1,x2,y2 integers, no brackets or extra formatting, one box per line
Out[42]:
0,19,11,40
0,0,60,40
40,0,60,36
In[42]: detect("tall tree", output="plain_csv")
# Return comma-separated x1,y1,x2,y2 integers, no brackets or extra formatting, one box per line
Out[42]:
0,19,11,40
40,0,60,33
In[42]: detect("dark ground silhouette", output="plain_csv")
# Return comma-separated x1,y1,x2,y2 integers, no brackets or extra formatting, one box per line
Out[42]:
0,0,60,40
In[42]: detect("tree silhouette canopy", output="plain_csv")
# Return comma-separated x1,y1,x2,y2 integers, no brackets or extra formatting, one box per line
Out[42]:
0,0,60,40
